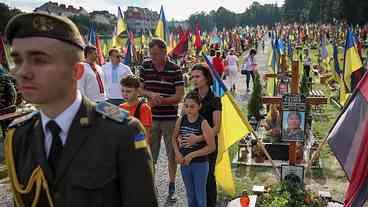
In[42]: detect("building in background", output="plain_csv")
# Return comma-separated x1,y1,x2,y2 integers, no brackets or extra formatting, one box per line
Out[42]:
34,2,88,17
90,10,116,25
34,2,169,36
124,6,159,34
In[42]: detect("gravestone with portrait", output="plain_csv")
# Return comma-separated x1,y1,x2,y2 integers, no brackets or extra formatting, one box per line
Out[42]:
281,94,307,165
281,94,306,143
236,61,323,167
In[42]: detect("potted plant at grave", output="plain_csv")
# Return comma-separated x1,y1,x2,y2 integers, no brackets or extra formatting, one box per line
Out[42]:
257,181,326,207
299,72,310,97
248,71,263,121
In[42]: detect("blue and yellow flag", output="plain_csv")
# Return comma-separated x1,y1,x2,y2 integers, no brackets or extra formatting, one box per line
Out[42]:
113,6,127,47
155,5,168,43
204,54,252,196
116,6,127,37
343,27,363,92
267,49,276,96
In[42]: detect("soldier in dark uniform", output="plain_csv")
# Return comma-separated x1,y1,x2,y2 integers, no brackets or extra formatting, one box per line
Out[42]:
4,12,158,207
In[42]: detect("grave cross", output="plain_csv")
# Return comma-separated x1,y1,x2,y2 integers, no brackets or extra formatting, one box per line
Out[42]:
262,61,328,165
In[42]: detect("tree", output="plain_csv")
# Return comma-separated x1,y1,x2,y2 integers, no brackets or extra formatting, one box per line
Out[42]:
69,15,114,36
0,3,23,35
248,72,263,120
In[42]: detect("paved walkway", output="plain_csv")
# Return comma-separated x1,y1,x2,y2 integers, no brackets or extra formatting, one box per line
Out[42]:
223,37,271,103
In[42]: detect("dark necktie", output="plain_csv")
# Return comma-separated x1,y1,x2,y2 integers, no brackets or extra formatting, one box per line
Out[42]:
47,120,63,174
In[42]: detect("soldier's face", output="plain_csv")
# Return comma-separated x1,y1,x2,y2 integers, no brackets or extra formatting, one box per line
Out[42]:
11,37,75,105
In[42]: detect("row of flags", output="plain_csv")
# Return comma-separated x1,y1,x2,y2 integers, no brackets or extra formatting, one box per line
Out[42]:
89,4,262,65
271,26,364,107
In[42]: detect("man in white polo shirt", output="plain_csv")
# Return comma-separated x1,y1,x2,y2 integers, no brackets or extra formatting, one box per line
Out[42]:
103,48,132,106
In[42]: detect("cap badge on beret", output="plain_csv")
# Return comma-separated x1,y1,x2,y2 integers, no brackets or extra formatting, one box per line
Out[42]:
33,16,54,32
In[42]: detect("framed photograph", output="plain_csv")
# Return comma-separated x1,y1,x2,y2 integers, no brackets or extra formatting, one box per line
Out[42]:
281,111,305,142
278,82,289,96
281,164,304,184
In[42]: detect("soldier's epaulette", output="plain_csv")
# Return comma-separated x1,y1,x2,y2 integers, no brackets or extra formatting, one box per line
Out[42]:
95,101,129,123
8,111,39,128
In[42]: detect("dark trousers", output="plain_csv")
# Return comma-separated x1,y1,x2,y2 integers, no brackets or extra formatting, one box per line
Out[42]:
207,149,218,207
303,65,311,77
245,70,255,89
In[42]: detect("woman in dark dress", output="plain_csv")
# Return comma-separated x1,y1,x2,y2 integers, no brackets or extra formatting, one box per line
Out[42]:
180,64,222,207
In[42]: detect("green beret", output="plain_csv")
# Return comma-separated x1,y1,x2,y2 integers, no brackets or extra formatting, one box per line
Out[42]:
5,12,85,50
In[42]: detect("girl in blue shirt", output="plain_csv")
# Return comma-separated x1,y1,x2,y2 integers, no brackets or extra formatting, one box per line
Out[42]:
172,91,215,207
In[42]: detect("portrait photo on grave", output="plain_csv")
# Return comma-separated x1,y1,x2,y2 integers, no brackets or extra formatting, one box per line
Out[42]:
281,111,305,142
278,81,289,96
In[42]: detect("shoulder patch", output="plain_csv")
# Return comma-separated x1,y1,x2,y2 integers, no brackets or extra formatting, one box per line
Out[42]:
8,111,39,128
133,133,147,149
96,101,129,123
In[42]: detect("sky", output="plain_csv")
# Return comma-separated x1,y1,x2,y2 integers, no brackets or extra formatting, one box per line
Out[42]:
4,0,284,20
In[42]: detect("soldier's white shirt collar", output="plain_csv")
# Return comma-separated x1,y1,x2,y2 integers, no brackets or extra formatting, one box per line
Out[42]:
40,90,82,150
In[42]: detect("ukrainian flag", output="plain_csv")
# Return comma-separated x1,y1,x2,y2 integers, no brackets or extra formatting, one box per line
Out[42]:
204,54,252,196
116,6,127,36
343,27,363,92
133,133,147,149
155,5,168,43
267,49,276,96
113,6,127,47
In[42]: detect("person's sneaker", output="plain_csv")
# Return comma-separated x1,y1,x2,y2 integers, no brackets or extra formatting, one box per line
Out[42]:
167,192,177,203
167,183,177,203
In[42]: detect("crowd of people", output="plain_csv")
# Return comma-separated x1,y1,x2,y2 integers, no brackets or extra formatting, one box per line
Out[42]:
2,10,368,207
0,11,266,207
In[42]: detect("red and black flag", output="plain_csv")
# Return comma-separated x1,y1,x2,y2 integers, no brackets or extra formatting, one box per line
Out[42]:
194,23,202,51
328,72,368,207
169,29,189,59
